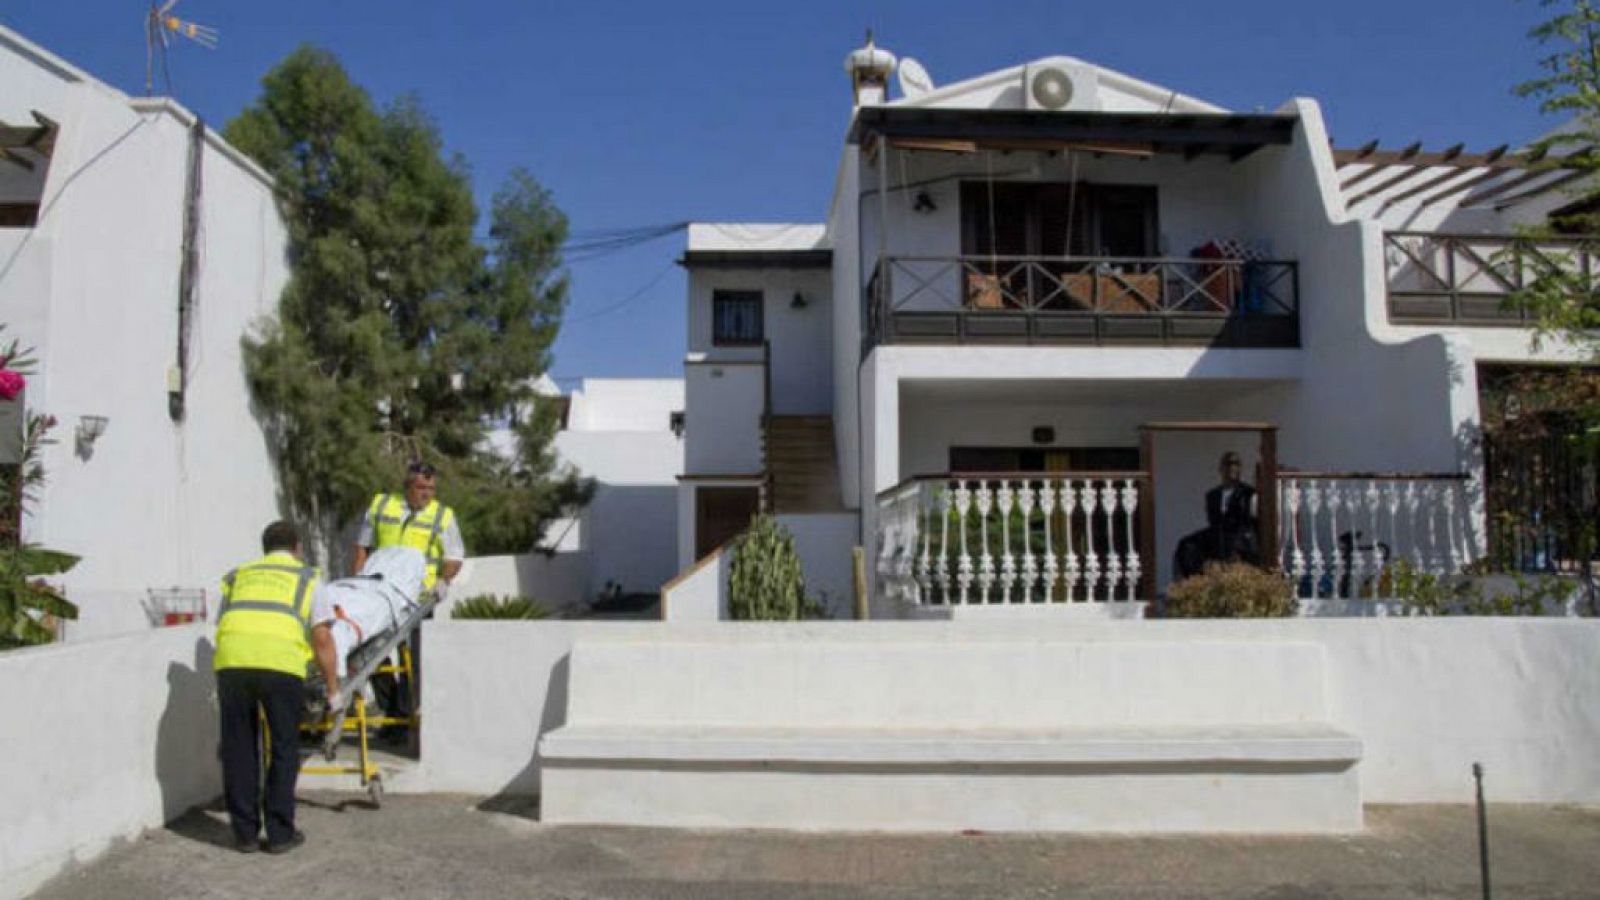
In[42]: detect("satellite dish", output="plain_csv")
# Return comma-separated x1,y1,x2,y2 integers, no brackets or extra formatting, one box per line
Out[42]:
897,57,935,98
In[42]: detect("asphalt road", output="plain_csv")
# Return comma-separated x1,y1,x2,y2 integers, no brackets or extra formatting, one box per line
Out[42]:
29,795,1600,899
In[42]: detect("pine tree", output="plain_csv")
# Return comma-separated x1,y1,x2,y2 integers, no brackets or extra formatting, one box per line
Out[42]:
226,47,590,567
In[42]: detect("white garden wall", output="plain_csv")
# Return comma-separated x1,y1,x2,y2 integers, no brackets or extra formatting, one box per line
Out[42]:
0,626,217,900
411,618,1600,805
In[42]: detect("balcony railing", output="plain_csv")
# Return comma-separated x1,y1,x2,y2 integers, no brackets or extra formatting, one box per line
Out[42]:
866,255,1299,348
1277,472,1478,601
877,472,1150,607
1385,232,1600,326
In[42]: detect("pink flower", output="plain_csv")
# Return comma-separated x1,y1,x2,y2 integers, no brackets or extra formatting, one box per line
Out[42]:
0,368,24,401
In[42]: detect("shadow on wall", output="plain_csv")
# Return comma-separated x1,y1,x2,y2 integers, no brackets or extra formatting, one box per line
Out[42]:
476,653,569,821
155,637,218,826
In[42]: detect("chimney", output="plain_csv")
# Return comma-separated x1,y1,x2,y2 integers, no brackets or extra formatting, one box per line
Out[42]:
844,31,896,107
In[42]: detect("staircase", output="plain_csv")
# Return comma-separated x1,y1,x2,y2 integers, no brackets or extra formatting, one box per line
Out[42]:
764,415,842,513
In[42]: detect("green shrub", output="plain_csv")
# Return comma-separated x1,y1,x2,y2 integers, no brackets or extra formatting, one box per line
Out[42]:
1391,560,1568,616
728,515,807,620
1164,562,1296,618
450,594,549,620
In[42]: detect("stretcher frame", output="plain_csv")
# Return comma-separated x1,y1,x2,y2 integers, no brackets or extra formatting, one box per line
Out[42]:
296,592,438,806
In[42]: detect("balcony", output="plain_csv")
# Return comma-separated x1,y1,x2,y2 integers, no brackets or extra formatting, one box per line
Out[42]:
1385,232,1599,326
866,255,1299,349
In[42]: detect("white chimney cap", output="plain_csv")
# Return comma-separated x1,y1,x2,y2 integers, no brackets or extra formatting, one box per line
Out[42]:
844,32,896,80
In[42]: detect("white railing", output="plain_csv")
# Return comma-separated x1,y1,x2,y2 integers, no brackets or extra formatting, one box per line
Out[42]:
1277,473,1478,600
877,473,1149,607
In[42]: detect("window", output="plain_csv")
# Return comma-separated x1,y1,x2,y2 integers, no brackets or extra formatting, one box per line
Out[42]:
712,290,763,345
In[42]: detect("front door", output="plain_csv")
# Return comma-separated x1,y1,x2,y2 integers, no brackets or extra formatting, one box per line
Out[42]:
695,486,761,559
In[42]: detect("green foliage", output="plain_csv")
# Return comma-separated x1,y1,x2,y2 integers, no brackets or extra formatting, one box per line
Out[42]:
450,594,550,620
1389,560,1572,616
0,401,79,648
225,47,591,564
1506,2,1600,346
1164,562,1296,618
728,515,808,620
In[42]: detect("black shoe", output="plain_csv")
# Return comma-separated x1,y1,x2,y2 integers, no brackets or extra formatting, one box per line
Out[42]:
263,831,306,855
234,836,260,855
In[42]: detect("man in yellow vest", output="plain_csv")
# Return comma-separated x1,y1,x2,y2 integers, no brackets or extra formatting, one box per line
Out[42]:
352,461,465,737
216,521,339,854
352,461,464,590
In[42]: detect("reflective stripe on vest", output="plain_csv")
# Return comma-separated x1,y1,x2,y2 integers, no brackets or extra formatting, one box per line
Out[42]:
369,493,452,589
214,554,318,677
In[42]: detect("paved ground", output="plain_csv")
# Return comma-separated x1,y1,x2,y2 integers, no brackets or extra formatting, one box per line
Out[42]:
30,796,1600,899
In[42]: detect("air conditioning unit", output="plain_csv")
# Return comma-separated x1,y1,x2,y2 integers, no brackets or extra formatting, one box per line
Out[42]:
1023,62,1100,112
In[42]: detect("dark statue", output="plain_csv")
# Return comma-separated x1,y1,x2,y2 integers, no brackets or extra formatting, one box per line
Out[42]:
1174,451,1259,579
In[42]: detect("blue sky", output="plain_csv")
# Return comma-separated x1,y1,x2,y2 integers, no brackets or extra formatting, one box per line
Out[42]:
1,1,1562,382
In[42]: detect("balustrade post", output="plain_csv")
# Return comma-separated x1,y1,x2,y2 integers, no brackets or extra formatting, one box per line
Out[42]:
1121,479,1142,604
1080,483,1101,602
955,480,974,605
1018,484,1038,603
935,483,952,606
997,482,1017,604
1099,481,1122,602
975,481,995,604
1041,482,1060,602
1305,483,1325,599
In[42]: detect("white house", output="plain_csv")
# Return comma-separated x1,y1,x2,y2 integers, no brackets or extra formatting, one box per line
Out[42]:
1,26,289,638
469,376,684,611
675,38,1592,617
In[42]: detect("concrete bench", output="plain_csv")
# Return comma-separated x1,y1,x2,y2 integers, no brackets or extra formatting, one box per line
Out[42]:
539,637,1363,833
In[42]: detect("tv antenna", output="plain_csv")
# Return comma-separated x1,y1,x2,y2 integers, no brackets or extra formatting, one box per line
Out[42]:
145,1,219,95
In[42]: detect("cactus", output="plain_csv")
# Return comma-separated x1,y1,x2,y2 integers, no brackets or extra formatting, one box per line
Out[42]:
728,515,807,620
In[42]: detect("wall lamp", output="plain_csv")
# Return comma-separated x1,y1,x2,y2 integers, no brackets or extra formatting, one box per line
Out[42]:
790,291,808,309
913,190,938,213
76,414,109,458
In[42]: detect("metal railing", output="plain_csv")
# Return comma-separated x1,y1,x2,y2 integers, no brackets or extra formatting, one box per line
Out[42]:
1384,232,1600,325
877,472,1151,607
866,254,1299,348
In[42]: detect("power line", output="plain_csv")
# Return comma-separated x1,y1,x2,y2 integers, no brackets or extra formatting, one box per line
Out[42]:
562,221,688,263
562,262,677,326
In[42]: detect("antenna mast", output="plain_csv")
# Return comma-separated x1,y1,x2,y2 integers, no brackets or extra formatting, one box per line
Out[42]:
144,1,219,95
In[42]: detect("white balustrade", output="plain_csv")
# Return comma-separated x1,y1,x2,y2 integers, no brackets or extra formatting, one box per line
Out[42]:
1277,474,1477,601
877,474,1148,607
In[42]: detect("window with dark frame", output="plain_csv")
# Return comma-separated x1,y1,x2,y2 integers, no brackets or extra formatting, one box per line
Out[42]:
712,290,764,345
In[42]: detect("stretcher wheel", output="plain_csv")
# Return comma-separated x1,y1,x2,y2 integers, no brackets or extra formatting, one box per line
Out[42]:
367,776,384,807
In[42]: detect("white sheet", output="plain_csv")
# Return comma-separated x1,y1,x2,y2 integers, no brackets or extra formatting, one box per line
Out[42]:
319,547,428,678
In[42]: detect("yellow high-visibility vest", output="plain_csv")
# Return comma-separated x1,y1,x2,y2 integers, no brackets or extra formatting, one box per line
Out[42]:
213,551,318,678
367,493,455,589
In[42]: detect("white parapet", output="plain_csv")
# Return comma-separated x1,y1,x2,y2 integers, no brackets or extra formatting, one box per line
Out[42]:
539,636,1363,833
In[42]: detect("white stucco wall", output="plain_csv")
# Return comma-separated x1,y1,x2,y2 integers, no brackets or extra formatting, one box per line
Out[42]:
686,267,834,415
566,378,682,432
553,427,681,595
683,360,764,475
0,626,217,900
3,30,287,638
776,512,859,616
659,544,729,622
410,618,1600,806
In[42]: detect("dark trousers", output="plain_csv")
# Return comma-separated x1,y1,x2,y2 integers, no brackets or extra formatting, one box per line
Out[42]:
217,667,304,845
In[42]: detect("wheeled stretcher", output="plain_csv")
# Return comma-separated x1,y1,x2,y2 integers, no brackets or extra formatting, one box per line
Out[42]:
295,547,438,806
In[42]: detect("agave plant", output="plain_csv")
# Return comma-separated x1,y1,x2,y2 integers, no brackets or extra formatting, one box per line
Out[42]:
450,594,549,620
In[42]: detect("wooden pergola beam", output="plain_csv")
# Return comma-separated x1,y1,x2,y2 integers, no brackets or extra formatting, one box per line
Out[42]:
1347,143,1465,206
1488,168,1591,210
1378,145,1510,210
1339,141,1422,191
